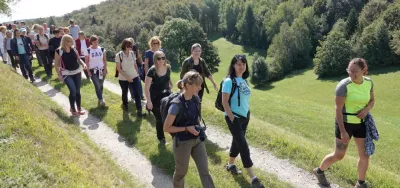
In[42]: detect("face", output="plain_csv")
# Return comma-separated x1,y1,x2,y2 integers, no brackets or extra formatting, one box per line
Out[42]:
347,63,364,81
91,40,99,46
67,40,74,47
12,25,16,29
152,40,160,49
155,53,166,65
191,47,201,58
15,30,20,37
6,32,12,38
22,31,26,36
59,29,65,35
79,34,85,39
43,24,47,28
186,83,202,95
234,59,247,75
39,27,44,34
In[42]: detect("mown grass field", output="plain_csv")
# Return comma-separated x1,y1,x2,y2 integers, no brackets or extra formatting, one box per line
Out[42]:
0,64,139,187
31,62,291,187
109,37,400,187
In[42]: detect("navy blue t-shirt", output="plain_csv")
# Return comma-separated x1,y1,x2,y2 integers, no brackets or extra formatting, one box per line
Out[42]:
145,48,165,68
168,95,200,141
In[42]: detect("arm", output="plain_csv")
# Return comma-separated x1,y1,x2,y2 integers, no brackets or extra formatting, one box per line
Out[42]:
222,92,234,122
145,76,152,103
180,60,189,79
357,91,375,119
163,114,186,133
335,96,346,133
136,48,143,64
73,49,86,68
169,79,173,90
144,57,149,75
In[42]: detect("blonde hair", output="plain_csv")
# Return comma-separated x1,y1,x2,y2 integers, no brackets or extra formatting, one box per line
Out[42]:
182,71,203,88
58,35,74,51
64,27,70,34
32,24,40,32
127,37,134,43
0,26,6,33
153,50,170,70
148,36,162,49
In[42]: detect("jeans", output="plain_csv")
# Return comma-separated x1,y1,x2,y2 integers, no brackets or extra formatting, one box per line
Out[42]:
63,73,82,112
34,46,43,65
224,112,253,168
90,69,105,101
172,138,215,188
119,77,142,112
129,80,144,99
39,49,52,76
7,50,17,68
18,53,33,79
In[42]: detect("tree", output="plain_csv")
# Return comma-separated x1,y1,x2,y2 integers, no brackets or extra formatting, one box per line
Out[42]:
358,0,388,30
382,4,400,31
346,8,358,38
0,0,19,16
313,30,352,77
159,18,220,72
88,5,96,13
250,55,269,87
48,16,56,26
236,4,255,45
137,28,150,57
170,3,193,20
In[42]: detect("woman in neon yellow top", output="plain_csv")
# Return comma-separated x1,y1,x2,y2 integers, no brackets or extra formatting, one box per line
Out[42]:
313,58,375,188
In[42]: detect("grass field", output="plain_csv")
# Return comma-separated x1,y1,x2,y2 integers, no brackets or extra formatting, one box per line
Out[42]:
105,37,400,187
31,62,291,187
0,64,139,187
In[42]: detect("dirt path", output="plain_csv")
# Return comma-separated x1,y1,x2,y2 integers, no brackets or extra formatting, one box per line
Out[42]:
28,75,172,188
103,79,339,188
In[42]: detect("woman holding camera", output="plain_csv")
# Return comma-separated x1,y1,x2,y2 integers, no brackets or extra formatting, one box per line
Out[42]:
163,71,215,188
145,50,173,144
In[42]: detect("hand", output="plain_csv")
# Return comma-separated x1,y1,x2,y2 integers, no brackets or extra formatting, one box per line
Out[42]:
82,64,87,70
146,101,153,110
15,56,19,61
340,131,350,144
186,126,199,136
127,77,133,83
57,74,64,82
103,68,108,75
228,113,235,123
357,109,368,119
87,70,92,77
169,83,173,90
213,82,218,91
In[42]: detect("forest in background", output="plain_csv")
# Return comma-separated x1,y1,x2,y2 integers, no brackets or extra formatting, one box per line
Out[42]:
26,0,400,82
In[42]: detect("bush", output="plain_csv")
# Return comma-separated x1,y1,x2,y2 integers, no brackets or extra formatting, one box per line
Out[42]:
250,55,269,87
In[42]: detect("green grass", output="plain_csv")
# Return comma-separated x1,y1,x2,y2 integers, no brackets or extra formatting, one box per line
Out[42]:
31,62,292,187
0,64,139,187
194,38,400,187
106,38,400,187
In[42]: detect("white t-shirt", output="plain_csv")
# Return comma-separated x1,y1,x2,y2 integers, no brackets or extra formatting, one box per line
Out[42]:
35,34,49,50
80,40,88,57
86,46,105,69
115,51,138,81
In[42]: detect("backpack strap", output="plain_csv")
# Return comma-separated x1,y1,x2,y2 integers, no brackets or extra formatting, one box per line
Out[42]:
230,77,239,106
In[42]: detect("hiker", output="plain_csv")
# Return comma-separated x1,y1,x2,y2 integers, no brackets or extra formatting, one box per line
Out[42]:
163,71,215,188
63,27,71,36
35,25,52,77
11,29,35,82
20,29,34,70
144,36,165,75
0,26,6,63
85,35,107,107
115,38,145,117
127,37,145,101
48,29,62,69
43,23,50,36
49,25,56,39
5,30,17,69
75,31,90,80
221,55,265,188
313,58,375,188
54,35,87,116
30,24,43,67
180,43,218,100
145,50,173,144
68,20,80,41
58,27,65,36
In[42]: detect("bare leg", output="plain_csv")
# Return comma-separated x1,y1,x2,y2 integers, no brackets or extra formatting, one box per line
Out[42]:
319,138,348,170
354,138,369,181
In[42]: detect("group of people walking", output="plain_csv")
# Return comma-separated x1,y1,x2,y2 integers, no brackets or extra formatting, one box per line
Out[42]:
1,19,377,188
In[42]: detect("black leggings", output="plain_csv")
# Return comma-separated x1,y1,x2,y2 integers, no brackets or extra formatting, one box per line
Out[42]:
151,94,165,141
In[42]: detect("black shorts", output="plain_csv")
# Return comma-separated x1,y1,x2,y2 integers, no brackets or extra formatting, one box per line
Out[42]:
335,121,366,139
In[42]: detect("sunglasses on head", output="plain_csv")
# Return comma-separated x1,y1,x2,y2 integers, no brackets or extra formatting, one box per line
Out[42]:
157,56,166,61
235,54,247,60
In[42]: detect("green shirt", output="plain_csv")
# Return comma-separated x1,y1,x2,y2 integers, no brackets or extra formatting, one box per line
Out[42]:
336,77,373,124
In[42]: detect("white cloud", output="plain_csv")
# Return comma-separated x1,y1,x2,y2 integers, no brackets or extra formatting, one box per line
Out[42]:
0,0,106,23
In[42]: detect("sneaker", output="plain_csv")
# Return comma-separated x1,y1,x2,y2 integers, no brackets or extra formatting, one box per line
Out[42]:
137,112,146,118
226,164,242,175
313,167,330,187
354,181,368,188
159,138,166,145
77,108,86,115
141,96,145,101
251,178,265,188
30,77,35,83
98,99,106,107
70,109,79,116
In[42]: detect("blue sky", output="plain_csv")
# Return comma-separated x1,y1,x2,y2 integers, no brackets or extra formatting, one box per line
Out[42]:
0,0,106,23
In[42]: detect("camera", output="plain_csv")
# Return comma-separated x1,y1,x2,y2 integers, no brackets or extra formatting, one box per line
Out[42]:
195,125,207,141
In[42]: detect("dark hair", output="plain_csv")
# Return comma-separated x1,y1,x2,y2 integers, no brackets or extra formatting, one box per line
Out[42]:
121,38,133,51
13,29,19,38
349,58,368,75
227,54,249,79
89,35,99,44
53,29,60,34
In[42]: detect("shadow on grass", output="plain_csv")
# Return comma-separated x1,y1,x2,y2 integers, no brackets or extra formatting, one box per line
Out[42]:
241,45,267,57
116,110,143,146
51,108,77,125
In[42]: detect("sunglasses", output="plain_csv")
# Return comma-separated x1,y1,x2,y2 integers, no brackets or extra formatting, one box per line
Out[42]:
127,46,133,48
157,57,166,61
235,54,247,60
153,42,160,45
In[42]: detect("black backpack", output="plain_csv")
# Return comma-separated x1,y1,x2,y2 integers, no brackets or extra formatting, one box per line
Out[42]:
215,77,240,112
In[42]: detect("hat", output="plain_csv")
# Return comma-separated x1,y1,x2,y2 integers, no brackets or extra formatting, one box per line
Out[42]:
20,28,26,32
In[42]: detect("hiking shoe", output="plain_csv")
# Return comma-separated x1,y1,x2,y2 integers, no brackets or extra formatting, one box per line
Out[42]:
30,77,35,83
251,178,265,188
98,99,106,107
137,112,146,118
226,164,242,175
159,138,166,145
354,181,368,188
313,167,330,187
